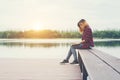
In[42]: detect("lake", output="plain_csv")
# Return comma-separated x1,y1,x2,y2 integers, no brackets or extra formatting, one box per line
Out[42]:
0,39,120,59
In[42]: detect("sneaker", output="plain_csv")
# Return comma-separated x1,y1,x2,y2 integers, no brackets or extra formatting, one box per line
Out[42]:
60,60,69,64
70,60,78,64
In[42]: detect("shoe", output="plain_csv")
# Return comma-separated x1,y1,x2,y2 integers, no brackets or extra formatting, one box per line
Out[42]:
70,60,78,64
60,60,69,64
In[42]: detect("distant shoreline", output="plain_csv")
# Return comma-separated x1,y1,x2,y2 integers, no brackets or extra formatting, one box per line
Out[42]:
0,30,120,39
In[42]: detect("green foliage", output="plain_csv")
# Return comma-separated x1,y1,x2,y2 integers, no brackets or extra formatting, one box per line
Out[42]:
59,31,81,38
93,30,120,38
0,30,120,39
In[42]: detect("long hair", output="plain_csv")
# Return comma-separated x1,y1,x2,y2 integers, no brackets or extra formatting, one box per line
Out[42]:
77,19,86,34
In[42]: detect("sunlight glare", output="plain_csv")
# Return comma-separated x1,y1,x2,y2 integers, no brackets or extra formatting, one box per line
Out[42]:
32,22,43,30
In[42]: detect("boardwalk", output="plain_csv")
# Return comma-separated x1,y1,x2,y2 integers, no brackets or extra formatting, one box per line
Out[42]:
0,59,82,80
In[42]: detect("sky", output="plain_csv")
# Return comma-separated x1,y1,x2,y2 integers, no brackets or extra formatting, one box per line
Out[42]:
0,0,120,31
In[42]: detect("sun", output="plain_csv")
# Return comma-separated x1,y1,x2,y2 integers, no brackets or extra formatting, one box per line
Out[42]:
32,22,43,30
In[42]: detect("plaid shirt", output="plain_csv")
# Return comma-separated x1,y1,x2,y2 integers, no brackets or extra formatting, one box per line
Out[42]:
81,26,94,49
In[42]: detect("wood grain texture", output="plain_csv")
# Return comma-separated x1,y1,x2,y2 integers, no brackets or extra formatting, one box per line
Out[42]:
0,59,82,80
89,48,120,74
78,49,120,80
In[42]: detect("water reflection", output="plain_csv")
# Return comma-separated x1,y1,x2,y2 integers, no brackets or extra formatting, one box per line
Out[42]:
0,40,120,48
95,41,120,47
0,42,71,48
0,39,120,59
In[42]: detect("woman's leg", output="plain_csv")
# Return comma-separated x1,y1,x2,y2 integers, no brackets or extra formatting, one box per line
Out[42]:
65,47,72,61
66,44,82,61
60,44,82,64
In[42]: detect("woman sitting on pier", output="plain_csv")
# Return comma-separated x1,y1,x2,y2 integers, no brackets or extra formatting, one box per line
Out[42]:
61,19,94,64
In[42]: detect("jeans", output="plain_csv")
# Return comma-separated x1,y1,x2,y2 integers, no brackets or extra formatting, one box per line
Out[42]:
65,44,83,61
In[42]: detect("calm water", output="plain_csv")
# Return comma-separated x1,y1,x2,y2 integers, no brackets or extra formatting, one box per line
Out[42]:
0,39,120,59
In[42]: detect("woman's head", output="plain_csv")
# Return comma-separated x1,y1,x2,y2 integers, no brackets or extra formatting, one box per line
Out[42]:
77,19,88,33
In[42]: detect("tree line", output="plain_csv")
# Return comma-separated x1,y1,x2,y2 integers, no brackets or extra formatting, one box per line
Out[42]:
0,30,120,39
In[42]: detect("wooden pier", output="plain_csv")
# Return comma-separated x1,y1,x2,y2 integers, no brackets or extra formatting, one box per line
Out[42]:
0,48,120,80
78,48,120,80
0,59,82,80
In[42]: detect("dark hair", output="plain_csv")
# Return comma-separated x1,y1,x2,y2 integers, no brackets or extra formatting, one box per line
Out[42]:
77,19,86,27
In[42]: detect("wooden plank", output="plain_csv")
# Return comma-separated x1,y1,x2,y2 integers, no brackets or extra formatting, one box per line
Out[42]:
0,59,82,80
78,50,120,80
89,49,120,74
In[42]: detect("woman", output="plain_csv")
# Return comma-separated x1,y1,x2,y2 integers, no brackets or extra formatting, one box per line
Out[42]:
61,19,94,64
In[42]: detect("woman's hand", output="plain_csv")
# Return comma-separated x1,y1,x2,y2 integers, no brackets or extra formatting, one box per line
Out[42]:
81,40,85,43
72,40,85,45
71,42,80,45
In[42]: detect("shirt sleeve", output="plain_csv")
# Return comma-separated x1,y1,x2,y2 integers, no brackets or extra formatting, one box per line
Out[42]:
84,28,92,43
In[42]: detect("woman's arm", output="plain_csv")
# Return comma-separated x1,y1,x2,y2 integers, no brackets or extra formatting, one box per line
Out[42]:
72,40,85,45
72,28,92,45
83,28,92,43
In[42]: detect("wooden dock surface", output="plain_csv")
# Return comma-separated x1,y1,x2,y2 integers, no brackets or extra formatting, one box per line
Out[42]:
0,59,82,80
78,49,120,80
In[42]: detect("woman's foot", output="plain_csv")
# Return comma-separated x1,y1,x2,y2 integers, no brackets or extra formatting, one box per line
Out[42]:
60,60,69,64
70,60,78,64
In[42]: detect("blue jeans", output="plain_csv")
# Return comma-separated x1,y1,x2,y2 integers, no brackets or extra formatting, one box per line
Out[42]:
65,44,83,61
